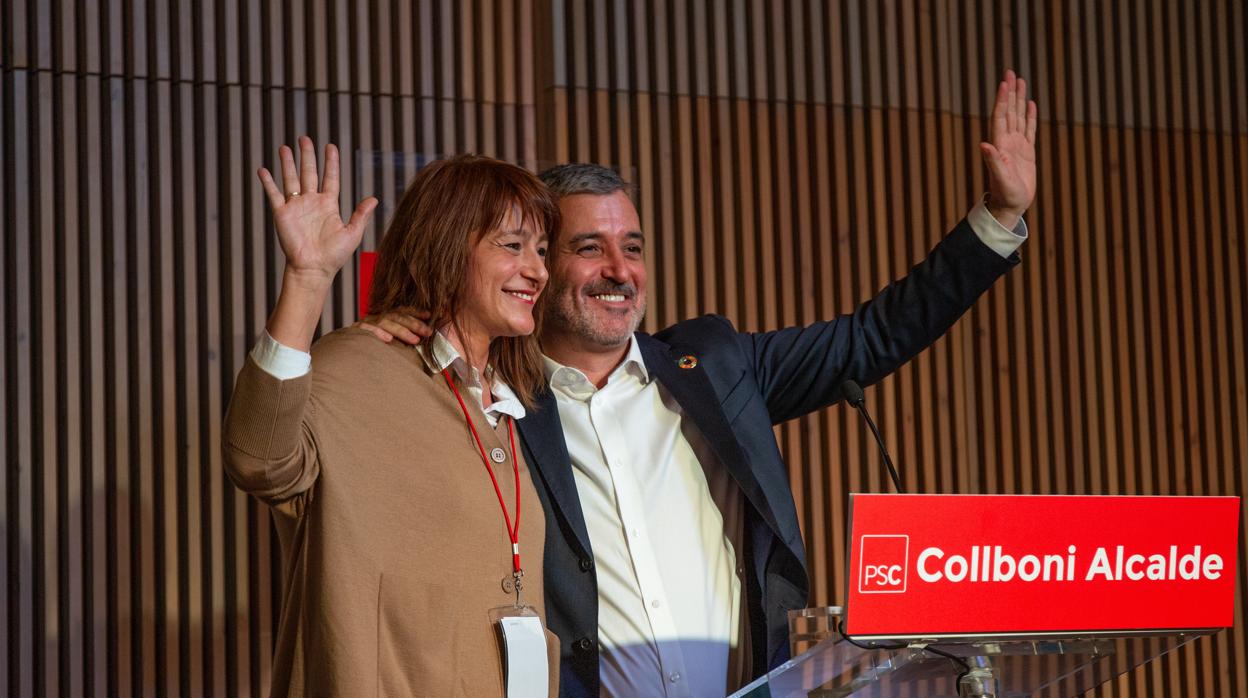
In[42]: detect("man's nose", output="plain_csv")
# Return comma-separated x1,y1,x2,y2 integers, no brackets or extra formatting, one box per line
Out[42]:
601,247,630,282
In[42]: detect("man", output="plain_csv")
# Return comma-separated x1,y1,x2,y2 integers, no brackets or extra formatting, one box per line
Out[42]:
363,71,1037,696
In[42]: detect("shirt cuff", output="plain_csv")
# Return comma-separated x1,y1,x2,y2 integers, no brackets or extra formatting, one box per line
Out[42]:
966,194,1028,258
249,330,312,380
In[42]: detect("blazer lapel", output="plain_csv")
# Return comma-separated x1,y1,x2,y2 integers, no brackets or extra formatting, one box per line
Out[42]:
637,334,786,544
517,388,594,559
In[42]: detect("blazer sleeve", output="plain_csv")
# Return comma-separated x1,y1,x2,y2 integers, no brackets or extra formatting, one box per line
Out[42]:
738,219,1018,425
221,355,320,514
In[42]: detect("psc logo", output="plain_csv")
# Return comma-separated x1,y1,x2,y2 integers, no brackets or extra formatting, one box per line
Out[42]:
858,535,909,594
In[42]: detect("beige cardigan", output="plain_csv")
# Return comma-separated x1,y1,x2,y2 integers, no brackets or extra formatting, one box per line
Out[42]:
223,328,558,696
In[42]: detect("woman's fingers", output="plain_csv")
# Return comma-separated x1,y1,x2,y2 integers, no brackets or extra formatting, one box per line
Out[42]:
279,145,300,197
322,143,340,196
258,167,286,209
299,136,319,195
273,137,343,199
346,197,379,233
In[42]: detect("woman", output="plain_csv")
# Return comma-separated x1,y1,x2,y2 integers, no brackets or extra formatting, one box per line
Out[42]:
223,137,559,696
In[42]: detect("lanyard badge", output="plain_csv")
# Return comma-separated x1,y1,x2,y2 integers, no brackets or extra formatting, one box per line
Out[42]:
443,369,549,697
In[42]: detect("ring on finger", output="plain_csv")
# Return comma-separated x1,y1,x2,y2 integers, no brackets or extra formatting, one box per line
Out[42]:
288,191,301,199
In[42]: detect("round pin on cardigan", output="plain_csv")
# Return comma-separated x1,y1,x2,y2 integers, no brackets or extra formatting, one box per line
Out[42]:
677,355,698,369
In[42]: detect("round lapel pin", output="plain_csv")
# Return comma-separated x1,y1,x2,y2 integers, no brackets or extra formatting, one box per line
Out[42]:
677,355,698,369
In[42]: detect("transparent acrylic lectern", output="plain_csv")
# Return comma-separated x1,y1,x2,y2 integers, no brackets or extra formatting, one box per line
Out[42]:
729,606,1211,698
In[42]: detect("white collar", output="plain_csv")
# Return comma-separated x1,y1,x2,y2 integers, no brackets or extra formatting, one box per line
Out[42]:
422,331,526,421
541,335,649,400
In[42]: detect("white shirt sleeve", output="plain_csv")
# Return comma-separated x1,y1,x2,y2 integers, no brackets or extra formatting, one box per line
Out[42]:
249,330,312,380
966,194,1028,258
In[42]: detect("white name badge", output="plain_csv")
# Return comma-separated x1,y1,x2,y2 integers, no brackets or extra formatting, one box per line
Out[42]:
499,615,549,698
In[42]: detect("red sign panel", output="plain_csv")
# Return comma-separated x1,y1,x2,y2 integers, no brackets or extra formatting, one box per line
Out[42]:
359,251,378,318
845,494,1240,639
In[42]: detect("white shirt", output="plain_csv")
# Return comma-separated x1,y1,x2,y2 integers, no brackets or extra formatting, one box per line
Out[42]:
546,200,1026,697
250,329,525,426
545,342,744,698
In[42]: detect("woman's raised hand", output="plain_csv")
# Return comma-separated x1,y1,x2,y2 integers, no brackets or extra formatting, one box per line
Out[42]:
258,136,378,285
258,137,379,351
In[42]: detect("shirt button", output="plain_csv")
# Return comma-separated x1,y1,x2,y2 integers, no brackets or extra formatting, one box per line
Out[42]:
574,637,594,654
650,599,661,609
669,672,681,683
579,558,593,572
490,447,507,463
630,528,639,537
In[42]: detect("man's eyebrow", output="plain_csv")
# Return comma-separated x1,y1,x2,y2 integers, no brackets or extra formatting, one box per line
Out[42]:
565,232,604,245
564,231,645,245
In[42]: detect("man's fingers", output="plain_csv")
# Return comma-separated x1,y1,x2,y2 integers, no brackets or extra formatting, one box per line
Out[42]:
1026,100,1038,144
374,314,431,343
1005,76,1018,133
387,322,424,345
1015,78,1028,131
370,318,423,345
980,142,1002,171
299,136,319,195
393,313,434,335
258,168,285,209
992,80,1009,137
355,321,394,343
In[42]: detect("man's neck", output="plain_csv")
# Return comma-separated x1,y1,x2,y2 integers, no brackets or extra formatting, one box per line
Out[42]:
540,331,632,389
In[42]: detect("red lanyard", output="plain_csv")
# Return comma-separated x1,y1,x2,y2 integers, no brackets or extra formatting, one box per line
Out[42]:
442,369,522,576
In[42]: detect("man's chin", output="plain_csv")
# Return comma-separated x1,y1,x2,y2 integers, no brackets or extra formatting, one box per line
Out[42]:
583,320,638,348
544,301,641,348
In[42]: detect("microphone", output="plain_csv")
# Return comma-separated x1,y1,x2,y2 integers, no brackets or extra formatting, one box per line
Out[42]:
841,380,903,493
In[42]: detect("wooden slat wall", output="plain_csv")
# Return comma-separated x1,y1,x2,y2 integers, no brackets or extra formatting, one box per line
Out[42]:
0,0,536,695
537,1,1248,697
2,1,1246,696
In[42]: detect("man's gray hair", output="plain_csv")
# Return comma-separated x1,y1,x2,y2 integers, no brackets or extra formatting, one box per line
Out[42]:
538,163,632,199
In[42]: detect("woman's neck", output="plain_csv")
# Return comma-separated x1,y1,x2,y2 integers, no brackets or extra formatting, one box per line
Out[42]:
442,324,494,405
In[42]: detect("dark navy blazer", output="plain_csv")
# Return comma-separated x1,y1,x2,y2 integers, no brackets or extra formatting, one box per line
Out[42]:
518,220,1019,696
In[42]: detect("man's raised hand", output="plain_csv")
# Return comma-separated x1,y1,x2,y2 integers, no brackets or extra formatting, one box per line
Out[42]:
980,70,1038,230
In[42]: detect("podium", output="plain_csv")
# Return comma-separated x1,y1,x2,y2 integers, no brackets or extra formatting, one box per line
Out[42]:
730,606,1208,697
732,494,1239,697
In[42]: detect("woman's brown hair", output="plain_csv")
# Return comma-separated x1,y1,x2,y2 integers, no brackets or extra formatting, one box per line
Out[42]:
368,154,559,407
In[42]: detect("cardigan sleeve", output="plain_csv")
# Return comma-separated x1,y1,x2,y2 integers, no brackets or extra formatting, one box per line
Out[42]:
222,355,320,515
